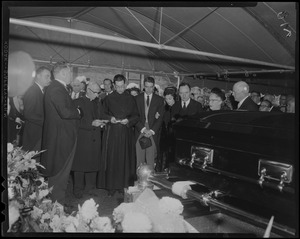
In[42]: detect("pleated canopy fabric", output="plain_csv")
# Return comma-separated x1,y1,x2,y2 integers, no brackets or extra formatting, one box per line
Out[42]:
5,2,297,89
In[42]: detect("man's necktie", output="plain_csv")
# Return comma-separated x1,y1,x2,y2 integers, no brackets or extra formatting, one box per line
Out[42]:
146,95,150,107
183,102,186,109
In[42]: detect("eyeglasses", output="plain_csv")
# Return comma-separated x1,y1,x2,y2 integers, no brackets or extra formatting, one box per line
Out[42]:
89,88,101,95
209,99,221,102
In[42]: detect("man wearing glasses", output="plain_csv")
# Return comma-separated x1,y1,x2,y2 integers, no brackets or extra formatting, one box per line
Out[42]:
71,81,107,198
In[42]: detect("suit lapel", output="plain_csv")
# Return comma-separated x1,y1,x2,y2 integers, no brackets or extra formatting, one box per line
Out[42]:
149,94,158,118
139,94,146,119
186,100,191,114
148,94,155,115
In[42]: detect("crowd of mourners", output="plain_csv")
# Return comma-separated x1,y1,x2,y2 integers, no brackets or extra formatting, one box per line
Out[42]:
7,62,295,212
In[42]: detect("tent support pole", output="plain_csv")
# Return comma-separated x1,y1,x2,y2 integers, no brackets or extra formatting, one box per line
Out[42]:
10,18,295,71
158,7,163,44
176,75,181,89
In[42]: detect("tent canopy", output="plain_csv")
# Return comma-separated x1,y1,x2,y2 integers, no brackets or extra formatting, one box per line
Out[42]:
6,2,297,89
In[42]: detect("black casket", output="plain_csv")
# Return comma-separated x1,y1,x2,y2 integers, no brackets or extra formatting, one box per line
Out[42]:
151,111,297,237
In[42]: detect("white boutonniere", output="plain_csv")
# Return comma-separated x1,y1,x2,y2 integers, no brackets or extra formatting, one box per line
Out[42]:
155,112,160,119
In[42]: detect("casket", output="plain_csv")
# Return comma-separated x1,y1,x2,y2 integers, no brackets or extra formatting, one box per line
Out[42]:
150,111,297,237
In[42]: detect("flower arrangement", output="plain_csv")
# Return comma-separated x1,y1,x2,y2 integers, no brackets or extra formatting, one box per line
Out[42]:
31,198,114,232
7,143,115,233
7,143,52,232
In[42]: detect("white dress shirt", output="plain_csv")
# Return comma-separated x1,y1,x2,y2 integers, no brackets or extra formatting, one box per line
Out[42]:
182,98,191,108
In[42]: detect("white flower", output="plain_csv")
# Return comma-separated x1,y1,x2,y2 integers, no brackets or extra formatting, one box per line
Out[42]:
31,206,43,220
57,215,78,232
37,189,50,200
52,201,65,216
23,151,37,160
79,198,99,223
8,187,14,200
7,143,14,153
65,223,76,232
42,198,52,205
158,197,183,215
65,215,79,228
90,216,115,232
112,202,135,223
121,212,152,232
21,178,29,188
29,192,37,200
8,203,20,232
36,177,48,188
41,212,51,224
50,214,63,232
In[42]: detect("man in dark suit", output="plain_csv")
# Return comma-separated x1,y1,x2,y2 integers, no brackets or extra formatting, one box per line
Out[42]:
8,96,25,146
22,66,51,152
135,76,165,170
70,75,87,100
99,78,114,102
232,81,259,111
40,62,82,205
72,81,106,198
171,82,203,121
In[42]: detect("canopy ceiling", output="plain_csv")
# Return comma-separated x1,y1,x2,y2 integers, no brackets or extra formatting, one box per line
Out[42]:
4,2,298,88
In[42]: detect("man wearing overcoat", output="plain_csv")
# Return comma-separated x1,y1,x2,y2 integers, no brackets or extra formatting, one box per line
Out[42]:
41,62,82,205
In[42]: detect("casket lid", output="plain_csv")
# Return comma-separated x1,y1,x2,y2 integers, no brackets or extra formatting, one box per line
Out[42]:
174,111,295,140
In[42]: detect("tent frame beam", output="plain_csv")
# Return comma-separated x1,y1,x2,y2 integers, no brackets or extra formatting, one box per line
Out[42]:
10,18,295,71
33,59,178,76
183,69,294,77
71,7,96,19
163,7,219,45
125,7,159,44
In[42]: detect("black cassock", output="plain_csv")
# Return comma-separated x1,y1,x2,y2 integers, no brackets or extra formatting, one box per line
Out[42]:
72,96,103,172
97,91,139,190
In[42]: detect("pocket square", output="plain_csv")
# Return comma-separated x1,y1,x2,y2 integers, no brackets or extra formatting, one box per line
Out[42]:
139,136,152,149
155,112,160,119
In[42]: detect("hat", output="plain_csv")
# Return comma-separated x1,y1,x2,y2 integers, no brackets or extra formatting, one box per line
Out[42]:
139,136,152,149
126,82,139,89
75,75,87,83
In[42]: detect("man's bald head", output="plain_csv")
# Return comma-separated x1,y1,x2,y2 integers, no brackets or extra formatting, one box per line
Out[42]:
232,81,250,102
87,81,100,92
